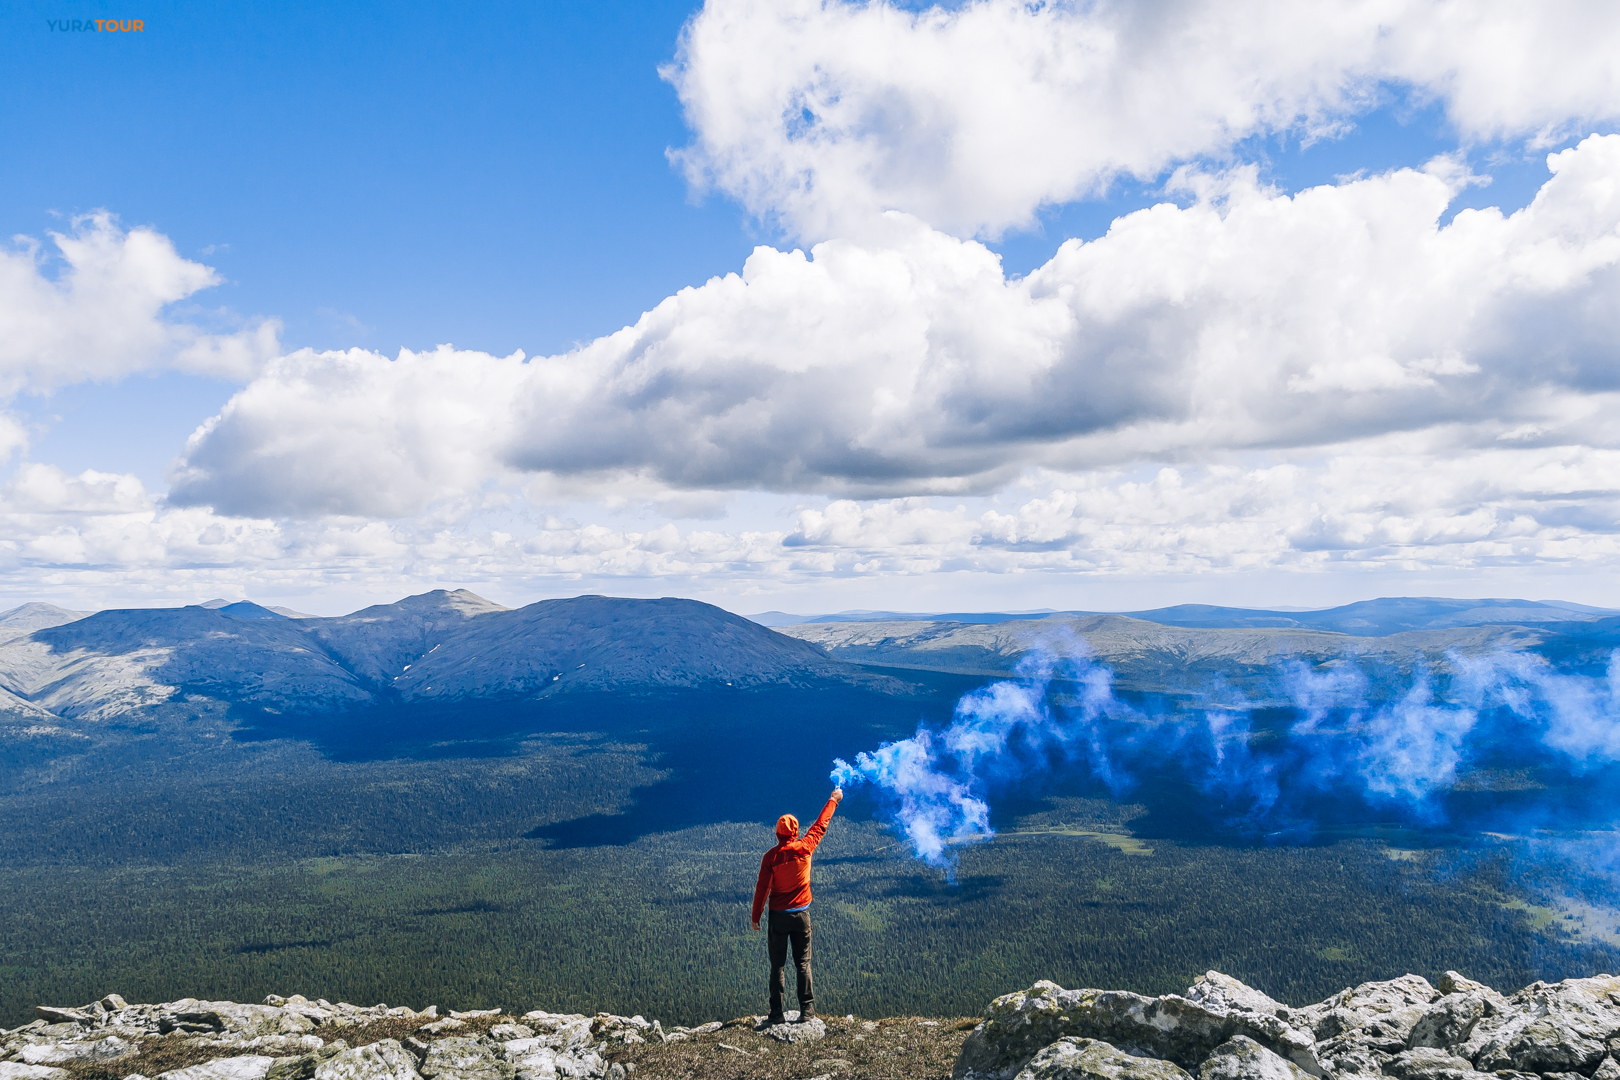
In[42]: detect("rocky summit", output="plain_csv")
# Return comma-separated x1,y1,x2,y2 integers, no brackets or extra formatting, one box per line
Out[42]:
954,970,1620,1080
8,970,1620,1080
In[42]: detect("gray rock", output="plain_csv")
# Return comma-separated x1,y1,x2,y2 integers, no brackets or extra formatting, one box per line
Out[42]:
1460,976,1620,1073
764,1018,826,1044
265,1040,348,1080
1436,974,1496,999
0,1064,71,1080
102,996,131,1012
33,1009,91,1027
1014,1038,1191,1080
1383,1047,1477,1080
156,1057,276,1080
1408,995,1490,1051
1199,1036,1312,1080
1185,976,1286,1018
420,1037,512,1080
952,979,1323,1080
19,1035,138,1064
515,1016,592,1053
1594,1057,1620,1080
1310,976,1439,1048
487,1028,532,1043
312,1041,422,1080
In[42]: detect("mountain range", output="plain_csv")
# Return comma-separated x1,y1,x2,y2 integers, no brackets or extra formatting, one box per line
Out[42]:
0,591,856,726
750,596,1617,635
1,592,1616,728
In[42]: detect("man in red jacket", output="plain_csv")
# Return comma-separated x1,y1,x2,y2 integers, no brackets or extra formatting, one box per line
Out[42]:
751,787,842,1024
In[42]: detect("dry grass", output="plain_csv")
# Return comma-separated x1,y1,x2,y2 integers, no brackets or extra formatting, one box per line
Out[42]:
55,1011,976,1080
604,1015,978,1080
58,1012,511,1080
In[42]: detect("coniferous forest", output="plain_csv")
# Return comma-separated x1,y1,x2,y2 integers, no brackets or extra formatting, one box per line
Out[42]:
2,673,1616,1028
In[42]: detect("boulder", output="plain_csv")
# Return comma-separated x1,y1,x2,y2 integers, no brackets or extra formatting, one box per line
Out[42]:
764,1018,827,1044
156,1057,276,1080
312,1041,423,1080
1199,1036,1312,1080
1460,976,1620,1073
1407,995,1491,1051
952,979,1323,1080
1014,1038,1191,1080
19,1035,138,1064
1595,1057,1620,1080
1185,976,1285,1018
33,1009,91,1027
500,1031,603,1080
265,1040,348,1080
420,1037,512,1080
0,1064,71,1080
1383,1047,1477,1080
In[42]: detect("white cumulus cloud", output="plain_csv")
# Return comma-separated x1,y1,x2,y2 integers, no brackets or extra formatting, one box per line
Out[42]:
665,0,1620,239
0,212,280,394
171,136,1620,520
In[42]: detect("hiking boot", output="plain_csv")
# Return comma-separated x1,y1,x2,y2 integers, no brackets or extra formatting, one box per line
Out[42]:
765,1012,787,1026
796,1005,816,1022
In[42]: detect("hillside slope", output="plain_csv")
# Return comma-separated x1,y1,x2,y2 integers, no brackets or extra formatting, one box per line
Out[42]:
0,591,863,725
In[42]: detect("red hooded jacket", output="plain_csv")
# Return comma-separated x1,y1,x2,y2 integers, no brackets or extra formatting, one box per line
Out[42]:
752,794,839,923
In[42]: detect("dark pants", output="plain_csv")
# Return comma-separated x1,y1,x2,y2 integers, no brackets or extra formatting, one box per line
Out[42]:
768,908,813,1015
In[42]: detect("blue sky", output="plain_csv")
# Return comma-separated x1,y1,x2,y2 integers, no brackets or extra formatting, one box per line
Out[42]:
3,1,1620,614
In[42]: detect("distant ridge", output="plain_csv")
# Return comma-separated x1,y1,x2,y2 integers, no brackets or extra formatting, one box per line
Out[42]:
750,596,1619,636
0,590,874,724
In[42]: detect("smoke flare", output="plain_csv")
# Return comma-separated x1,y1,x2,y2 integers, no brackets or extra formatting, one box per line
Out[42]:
831,637,1620,869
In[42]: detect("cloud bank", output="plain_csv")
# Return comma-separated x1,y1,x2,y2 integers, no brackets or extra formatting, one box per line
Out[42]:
665,0,1620,239
171,138,1620,538
10,3,1620,602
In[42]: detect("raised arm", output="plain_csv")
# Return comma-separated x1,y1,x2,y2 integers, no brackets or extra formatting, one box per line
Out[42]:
801,788,843,853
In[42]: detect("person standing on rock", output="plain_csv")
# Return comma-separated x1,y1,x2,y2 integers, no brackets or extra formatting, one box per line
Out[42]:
751,787,842,1025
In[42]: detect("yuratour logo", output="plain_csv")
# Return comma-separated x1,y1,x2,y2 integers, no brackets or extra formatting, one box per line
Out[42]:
47,19,145,31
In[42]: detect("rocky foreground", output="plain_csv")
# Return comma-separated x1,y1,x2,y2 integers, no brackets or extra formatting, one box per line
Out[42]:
6,968,1620,1080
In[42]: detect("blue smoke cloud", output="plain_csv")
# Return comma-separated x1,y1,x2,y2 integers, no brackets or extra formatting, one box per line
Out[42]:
830,636,1620,868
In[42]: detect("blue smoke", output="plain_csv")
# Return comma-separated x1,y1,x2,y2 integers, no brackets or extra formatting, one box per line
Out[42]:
830,636,1620,868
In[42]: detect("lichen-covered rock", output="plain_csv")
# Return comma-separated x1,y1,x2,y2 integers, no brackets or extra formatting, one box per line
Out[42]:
1198,1036,1311,1080
1307,976,1439,1046
156,1056,276,1080
1460,976,1620,1073
0,1063,71,1080
1015,1038,1191,1080
514,1016,591,1054
1185,976,1285,1019
498,1040,603,1080
420,1037,512,1080
952,980,1322,1080
1406,995,1490,1052
312,1041,422,1080
265,1039,348,1080
1383,1046,1478,1080
18,1035,138,1065
764,1018,826,1044
1595,1056,1620,1080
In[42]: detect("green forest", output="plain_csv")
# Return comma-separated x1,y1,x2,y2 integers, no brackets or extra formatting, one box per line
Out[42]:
3,680,1617,1029
2,807,1613,1029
